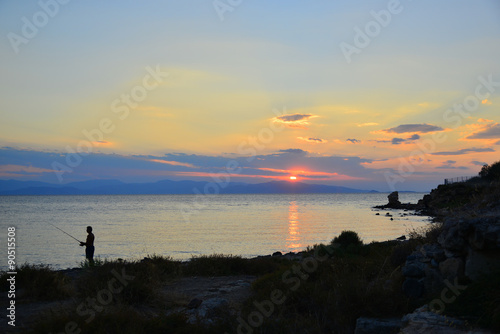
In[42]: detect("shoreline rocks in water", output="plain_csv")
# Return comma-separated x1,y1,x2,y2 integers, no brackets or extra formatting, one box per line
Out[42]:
373,191,421,211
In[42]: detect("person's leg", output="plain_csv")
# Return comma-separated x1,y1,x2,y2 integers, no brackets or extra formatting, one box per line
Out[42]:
86,246,95,265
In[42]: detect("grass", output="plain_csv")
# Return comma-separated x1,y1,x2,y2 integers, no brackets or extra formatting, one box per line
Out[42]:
3,228,496,333
0,263,70,301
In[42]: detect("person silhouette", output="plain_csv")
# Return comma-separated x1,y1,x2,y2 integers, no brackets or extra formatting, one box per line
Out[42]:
80,226,95,265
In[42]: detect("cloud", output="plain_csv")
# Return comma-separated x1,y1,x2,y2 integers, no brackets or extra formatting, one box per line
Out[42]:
356,122,379,127
346,138,360,144
382,123,444,134
149,159,196,168
481,99,492,105
278,148,308,155
471,160,488,166
432,147,495,156
376,134,421,145
466,123,500,139
436,160,468,170
0,164,54,177
392,138,406,145
297,137,328,143
272,113,318,129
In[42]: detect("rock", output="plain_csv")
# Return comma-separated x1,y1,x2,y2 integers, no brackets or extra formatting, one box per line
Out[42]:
401,305,468,334
354,317,402,334
420,244,446,262
438,225,466,255
388,191,401,207
402,262,426,278
402,278,424,298
187,298,203,309
468,219,500,250
465,248,500,281
187,297,229,324
439,258,464,281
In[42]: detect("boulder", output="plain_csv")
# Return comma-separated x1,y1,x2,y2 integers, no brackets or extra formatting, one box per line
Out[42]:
402,262,426,278
387,191,401,208
465,248,500,281
401,305,466,334
439,257,464,281
354,317,402,334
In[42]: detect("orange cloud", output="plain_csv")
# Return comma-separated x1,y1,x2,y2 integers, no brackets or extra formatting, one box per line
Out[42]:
481,99,492,105
149,159,196,168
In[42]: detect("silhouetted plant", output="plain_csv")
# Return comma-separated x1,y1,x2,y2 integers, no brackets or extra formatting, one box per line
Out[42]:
479,160,500,181
331,230,363,248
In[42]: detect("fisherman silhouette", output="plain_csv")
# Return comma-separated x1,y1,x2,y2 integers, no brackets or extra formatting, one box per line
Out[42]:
80,226,95,265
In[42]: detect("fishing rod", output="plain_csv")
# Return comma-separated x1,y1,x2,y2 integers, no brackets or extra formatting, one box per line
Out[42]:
48,223,83,244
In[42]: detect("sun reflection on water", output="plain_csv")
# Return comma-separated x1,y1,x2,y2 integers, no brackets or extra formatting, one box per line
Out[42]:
286,201,303,250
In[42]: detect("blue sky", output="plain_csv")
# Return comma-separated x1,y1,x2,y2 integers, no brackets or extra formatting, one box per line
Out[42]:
1,0,499,191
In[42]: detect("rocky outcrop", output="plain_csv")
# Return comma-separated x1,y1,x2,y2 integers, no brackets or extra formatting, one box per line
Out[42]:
401,216,500,302
400,305,495,333
374,191,421,210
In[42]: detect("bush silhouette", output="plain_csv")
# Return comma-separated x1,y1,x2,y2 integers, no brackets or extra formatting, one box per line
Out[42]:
479,160,500,181
331,230,363,248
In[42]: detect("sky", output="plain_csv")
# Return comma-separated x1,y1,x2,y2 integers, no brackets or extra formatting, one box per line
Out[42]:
1,0,500,192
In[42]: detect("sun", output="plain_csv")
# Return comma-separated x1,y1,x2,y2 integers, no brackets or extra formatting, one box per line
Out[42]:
289,176,297,180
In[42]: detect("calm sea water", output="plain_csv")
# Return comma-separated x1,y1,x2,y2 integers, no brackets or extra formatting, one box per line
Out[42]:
0,193,430,270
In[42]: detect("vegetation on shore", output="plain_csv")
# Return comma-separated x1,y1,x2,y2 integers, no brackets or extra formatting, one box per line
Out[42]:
0,227,446,334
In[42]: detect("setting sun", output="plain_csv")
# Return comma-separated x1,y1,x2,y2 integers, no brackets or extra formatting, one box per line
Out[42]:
289,176,297,180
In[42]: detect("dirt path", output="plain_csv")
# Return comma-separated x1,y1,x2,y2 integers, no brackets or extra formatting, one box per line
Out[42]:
0,274,257,332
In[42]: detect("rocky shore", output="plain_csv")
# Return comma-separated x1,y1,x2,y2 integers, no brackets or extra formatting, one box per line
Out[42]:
365,178,500,334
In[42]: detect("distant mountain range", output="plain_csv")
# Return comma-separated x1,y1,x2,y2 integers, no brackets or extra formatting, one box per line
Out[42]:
0,179,379,195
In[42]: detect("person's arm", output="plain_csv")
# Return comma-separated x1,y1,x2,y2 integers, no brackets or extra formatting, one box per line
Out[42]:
80,235,90,246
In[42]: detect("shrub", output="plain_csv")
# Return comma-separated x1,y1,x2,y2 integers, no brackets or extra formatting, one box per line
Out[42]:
0,264,70,301
479,160,500,181
331,231,363,248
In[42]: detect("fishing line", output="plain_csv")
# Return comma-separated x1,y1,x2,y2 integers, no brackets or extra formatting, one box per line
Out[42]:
48,223,83,243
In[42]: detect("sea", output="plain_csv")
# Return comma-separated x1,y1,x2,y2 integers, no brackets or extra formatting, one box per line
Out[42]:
0,193,431,270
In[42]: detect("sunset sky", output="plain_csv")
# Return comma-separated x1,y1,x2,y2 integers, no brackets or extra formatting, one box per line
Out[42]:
1,0,499,191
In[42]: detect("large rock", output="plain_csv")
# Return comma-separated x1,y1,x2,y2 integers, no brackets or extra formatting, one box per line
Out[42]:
465,248,500,281
402,262,426,278
387,191,401,208
439,257,464,281
419,244,446,262
354,317,402,334
400,305,493,333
